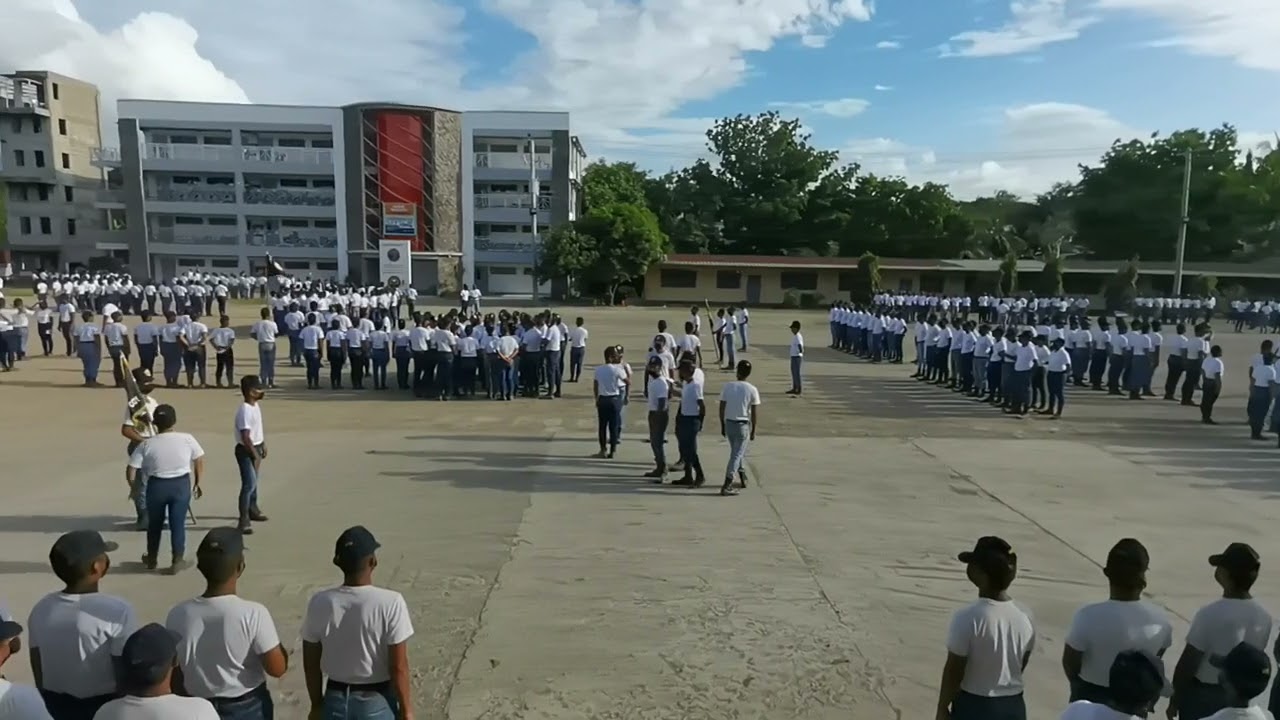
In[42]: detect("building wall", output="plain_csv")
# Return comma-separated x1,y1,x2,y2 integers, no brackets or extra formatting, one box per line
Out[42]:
432,110,462,293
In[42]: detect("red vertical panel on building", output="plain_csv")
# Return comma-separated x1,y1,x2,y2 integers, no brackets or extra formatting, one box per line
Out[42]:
376,112,426,251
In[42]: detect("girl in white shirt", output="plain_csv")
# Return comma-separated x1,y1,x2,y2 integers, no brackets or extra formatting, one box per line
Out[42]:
1200,345,1224,425
75,310,104,386
592,347,628,458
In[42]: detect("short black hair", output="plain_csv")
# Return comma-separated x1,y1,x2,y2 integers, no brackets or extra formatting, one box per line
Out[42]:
197,553,242,584
153,404,178,432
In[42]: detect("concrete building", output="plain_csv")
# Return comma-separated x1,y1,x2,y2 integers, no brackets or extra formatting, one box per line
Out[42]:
0,71,105,270
461,111,586,295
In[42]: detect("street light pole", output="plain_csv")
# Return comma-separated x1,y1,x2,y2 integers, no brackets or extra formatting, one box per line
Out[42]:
528,136,539,301
1172,149,1192,296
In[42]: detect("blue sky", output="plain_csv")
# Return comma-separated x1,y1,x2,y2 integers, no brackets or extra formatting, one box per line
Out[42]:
6,0,1278,198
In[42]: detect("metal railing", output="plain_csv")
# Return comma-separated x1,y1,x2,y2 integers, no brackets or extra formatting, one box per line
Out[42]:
149,186,237,204
151,230,240,246
475,233,540,253
246,230,338,249
92,147,122,164
241,146,333,166
474,152,552,170
146,143,239,162
474,193,553,210
244,187,336,206
0,77,44,109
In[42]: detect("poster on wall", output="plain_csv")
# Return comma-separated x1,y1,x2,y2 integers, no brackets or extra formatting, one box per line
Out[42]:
379,240,412,288
382,202,417,238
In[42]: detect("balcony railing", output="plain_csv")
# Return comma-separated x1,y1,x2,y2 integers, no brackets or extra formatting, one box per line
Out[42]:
146,143,239,162
0,77,45,110
474,152,552,170
151,229,240,246
247,230,338,249
244,187,336,206
475,193,552,210
241,146,333,166
475,233,539,253
149,186,237,204
92,147,122,164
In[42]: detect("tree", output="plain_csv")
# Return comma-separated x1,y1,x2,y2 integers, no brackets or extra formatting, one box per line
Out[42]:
998,253,1019,295
1037,254,1064,297
1192,274,1219,297
1104,259,1140,313
581,161,649,212
850,252,880,305
536,223,598,298
575,203,670,303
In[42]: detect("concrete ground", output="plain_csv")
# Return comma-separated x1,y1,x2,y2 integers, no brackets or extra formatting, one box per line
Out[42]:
1,301,1278,719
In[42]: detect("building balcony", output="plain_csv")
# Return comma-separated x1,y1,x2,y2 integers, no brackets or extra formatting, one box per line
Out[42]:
246,229,338,250
93,188,127,209
244,187,336,207
475,232,540,253
0,164,56,184
145,143,240,163
474,193,552,210
150,229,240,246
474,152,552,170
241,146,333,167
148,186,238,204
0,77,49,115
91,147,122,167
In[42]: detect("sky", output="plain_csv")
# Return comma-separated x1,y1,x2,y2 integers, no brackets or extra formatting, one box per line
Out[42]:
2,0,1277,200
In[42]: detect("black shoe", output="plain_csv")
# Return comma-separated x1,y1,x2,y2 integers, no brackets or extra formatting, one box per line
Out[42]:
692,475,707,488
719,479,738,496
249,510,268,522
141,554,158,571
166,557,192,575
672,476,694,486
737,470,749,488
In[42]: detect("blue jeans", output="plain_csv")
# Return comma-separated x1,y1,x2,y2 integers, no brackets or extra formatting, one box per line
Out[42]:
371,348,390,388
500,361,516,399
569,346,585,381
789,355,802,391
288,332,302,365
724,419,750,480
738,323,748,349
161,341,182,383
322,685,397,720
544,350,562,395
1248,386,1271,436
211,684,274,720
304,349,321,387
596,395,623,450
675,414,704,478
258,343,277,385
649,411,669,467
78,341,100,382
145,474,191,559
235,445,262,519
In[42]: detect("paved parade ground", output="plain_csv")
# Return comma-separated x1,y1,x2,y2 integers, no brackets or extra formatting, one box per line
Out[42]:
2,302,1279,719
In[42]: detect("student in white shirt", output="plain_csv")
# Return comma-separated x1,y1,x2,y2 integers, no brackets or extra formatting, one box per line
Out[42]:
299,315,325,390
0,617,55,720
567,317,589,382
718,360,760,497
33,299,55,357
57,296,77,356
542,315,565,398
28,531,135,719
158,311,184,387
786,321,805,395
127,404,205,573
209,316,237,388
180,314,210,388
165,528,288,718
92,623,220,720
345,324,369,390
1059,650,1166,720
593,346,629,457
735,306,750,350
234,376,269,534
1201,345,1225,425
645,357,672,482
249,308,279,389
1247,349,1276,440
74,309,104,386
1063,539,1172,705
301,527,414,720
1044,337,1072,418
369,326,392,390
937,536,1035,720
102,311,133,387
1202,643,1275,720
1169,543,1272,720
133,311,159,374
673,359,707,487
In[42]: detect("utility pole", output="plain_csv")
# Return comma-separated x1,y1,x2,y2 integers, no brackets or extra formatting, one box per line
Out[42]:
1172,149,1192,296
528,136,540,300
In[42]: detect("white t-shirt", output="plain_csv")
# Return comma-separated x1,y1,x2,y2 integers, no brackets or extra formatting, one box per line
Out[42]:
251,320,278,343
235,402,265,445
646,376,670,411
0,679,53,720
165,595,282,698
103,322,128,346
128,432,204,479
300,586,414,684
719,381,761,421
1060,700,1143,720
946,598,1036,697
1203,708,1274,720
92,694,219,720
789,333,804,357
1185,598,1273,684
593,364,628,396
678,378,704,417
568,326,589,348
209,327,235,351
27,592,138,697
1064,600,1173,687
300,325,324,350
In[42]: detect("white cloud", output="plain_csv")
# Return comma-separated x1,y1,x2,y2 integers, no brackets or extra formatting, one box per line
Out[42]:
769,97,870,118
0,0,875,163
874,84,893,91
1094,0,1280,71
875,40,901,49
801,33,830,47
940,0,1098,57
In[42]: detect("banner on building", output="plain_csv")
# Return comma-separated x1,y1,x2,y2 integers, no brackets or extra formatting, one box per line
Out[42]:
379,240,412,288
382,202,417,238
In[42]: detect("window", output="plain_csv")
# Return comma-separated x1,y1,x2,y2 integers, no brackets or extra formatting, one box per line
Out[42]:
32,117,43,133
170,135,198,144
204,136,232,146
715,270,741,289
838,271,856,292
63,186,73,202
279,178,308,187
282,260,310,270
281,219,309,228
19,217,31,234
61,153,71,169
171,176,200,185
314,219,337,229
39,217,52,235
67,219,76,236
489,266,517,275
918,272,945,293
489,224,519,233
174,216,204,225
58,118,67,135
779,271,818,291
37,186,48,201
51,82,59,100
177,258,205,267
14,150,24,167
312,178,335,188
211,259,240,268
8,185,27,201
277,138,306,147
10,118,20,133
311,138,333,149
207,217,237,226
205,176,234,186
490,143,519,153
316,261,338,271
660,269,698,288
34,150,45,168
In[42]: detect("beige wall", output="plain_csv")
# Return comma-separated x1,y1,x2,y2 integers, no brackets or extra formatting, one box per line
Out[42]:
643,266,845,305
432,110,463,293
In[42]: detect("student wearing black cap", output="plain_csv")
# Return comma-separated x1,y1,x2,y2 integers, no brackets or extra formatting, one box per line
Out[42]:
1203,643,1273,720
27,531,136,720
0,617,53,719
126,404,205,574
301,527,414,720
92,624,218,720
937,536,1035,720
233,376,269,535
1063,538,1173,705
1059,650,1167,719
120,366,162,531
165,528,288,720
1169,544,1272,720
718,360,760,497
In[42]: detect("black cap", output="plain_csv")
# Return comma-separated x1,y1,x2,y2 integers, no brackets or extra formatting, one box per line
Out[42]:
1212,642,1272,693
958,536,1014,564
1209,543,1260,572
1109,650,1166,705
1105,538,1150,573
132,367,154,385
197,527,246,557
334,526,380,566
0,619,23,642
50,530,119,568
120,623,180,690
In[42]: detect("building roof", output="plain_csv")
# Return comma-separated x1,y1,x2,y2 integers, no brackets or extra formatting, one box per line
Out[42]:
658,254,1280,278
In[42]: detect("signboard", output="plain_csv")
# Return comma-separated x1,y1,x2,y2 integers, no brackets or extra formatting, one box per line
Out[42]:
379,240,412,288
382,202,417,238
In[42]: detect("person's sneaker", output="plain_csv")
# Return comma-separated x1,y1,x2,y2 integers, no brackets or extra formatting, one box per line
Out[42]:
643,468,664,478
738,470,749,488
166,557,192,575
719,479,738,496
692,475,707,488
249,510,269,522
671,477,694,486
141,554,158,571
